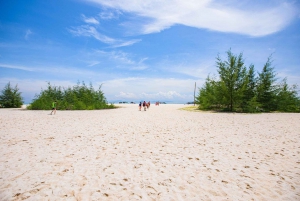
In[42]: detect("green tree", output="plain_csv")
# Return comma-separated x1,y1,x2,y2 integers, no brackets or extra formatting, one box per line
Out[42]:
257,57,277,111
197,76,219,109
0,82,24,108
216,50,247,111
196,50,299,113
241,65,260,112
276,78,300,112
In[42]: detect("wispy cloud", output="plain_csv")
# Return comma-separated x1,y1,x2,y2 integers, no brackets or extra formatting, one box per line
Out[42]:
87,61,101,67
25,29,33,40
110,39,141,48
68,10,141,47
0,63,108,77
81,14,99,24
86,0,298,36
69,25,116,44
99,10,121,19
69,23,140,47
129,65,147,71
94,50,145,67
0,63,34,71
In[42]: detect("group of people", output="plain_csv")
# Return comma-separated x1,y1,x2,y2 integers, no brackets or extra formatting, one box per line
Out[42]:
139,101,150,111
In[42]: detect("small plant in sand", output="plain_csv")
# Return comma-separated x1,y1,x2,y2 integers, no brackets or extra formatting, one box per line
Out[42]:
28,81,115,110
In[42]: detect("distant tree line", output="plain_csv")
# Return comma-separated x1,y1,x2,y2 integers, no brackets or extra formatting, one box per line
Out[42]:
28,82,114,110
0,81,114,110
196,50,300,112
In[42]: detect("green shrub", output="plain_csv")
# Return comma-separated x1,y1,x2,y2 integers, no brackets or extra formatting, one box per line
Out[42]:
29,82,115,110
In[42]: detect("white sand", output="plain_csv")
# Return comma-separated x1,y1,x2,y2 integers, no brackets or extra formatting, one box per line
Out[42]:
0,104,299,200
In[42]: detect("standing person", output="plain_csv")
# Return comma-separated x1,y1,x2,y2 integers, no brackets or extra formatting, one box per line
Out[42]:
139,102,142,111
143,101,146,111
50,101,57,115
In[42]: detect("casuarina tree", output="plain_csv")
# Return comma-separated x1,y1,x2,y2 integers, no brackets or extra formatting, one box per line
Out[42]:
0,82,24,108
196,50,299,113
256,56,277,111
216,50,247,111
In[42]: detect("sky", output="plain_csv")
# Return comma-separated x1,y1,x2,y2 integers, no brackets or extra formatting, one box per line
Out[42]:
0,0,300,104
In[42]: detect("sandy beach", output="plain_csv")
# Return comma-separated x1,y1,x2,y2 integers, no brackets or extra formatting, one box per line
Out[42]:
0,104,299,201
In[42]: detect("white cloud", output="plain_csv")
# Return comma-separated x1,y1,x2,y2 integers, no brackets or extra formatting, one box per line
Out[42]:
94,50,146,68
86,0,298,36
0,63,34,71
129,65,147,71
99,10,121,19
115,91,137,99
115,90,188,100
25,29,33,40
141,91,188,99
158,59,216,79
100,77,200,102
70,11,142,47
69,25,141,47
277,69,300,86
69,25,116,44
0,63,109,78
110,39,141,48
81,14,99,24
87,61,101,67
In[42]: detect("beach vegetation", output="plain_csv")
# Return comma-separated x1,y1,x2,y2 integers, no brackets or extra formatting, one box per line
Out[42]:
275,78,300,112
0,82,24,108
256,56,278,111
196,50,300,113
216,50,248,111
27,82,115,110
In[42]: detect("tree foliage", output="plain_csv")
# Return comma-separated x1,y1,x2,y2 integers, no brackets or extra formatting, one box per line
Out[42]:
216,50,247,111
196,50,300,113
256,57,277,111
196,76,219,110
276,79,300,112
28,82,115,110
0,82,24,108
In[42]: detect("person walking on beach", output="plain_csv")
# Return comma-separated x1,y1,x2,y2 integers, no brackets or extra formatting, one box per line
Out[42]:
139,102,142,111
50,101,57,115
143,101,147,111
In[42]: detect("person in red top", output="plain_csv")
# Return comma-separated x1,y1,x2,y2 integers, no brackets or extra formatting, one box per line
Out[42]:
147,101,150,109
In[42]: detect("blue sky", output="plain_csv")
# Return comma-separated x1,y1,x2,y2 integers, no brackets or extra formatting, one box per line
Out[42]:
1,0,300,103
